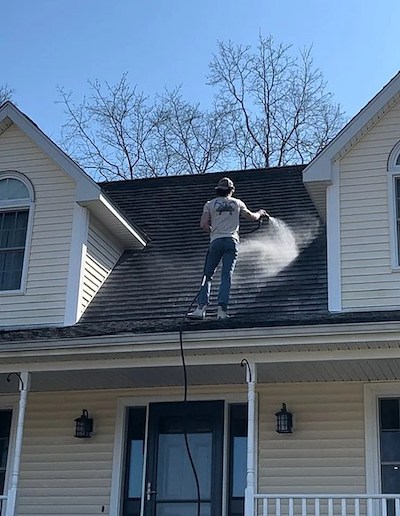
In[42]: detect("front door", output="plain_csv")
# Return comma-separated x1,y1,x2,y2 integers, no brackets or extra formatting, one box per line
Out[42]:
145,401,224,516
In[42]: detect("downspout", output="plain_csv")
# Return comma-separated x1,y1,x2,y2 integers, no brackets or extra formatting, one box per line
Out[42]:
5,372,30,516
242,360,257,516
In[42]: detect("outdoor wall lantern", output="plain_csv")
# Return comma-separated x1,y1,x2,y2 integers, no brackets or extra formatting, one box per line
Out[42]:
74,409,94,438
275,403,293,433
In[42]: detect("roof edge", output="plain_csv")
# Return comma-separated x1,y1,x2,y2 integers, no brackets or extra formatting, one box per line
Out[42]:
0,101,100,199
303,71,400,183
0,101,146,249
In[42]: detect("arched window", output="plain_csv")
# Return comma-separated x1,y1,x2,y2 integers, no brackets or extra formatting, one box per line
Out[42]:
0,173,34,291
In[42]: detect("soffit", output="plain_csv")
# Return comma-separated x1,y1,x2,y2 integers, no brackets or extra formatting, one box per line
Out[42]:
2,355,400,392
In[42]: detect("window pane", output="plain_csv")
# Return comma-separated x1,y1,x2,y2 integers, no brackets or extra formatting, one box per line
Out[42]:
228,404,247,516
395,179,400,265
0,178,29,201
0,210,28,291
381,399,400,429
124,407,146,516
396,154,400,166
381,432,400,462
0,211,28,249
0,411,12,495
382,465,400,493
232,437,247,497
0,250,24,290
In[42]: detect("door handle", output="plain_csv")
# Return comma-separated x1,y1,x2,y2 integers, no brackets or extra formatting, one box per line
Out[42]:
146,481,157,501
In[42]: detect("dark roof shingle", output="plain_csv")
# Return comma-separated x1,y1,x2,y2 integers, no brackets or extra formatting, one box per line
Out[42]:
81,165,327,325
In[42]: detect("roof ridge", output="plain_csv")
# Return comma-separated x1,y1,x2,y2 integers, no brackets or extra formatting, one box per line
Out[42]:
99,164,307,187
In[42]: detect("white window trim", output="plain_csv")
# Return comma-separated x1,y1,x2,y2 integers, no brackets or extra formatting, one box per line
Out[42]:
364,382,400,494
0,171,35,295
387,143,400,270
109,392,248,516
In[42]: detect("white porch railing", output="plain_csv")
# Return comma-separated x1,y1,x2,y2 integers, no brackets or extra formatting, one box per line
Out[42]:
253,494,400,516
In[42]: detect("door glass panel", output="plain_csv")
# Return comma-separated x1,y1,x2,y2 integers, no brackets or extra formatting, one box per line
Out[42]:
156,502,210,516
157,432,212,499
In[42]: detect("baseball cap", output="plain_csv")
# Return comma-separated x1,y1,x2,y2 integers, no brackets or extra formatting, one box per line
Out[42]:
215,177,235,190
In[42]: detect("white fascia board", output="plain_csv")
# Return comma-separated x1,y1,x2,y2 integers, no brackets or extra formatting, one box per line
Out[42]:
79,194,147,249
2,319,400,357
303,71,400,183
99,193,147,247
0,102,100,200
0,102,146,249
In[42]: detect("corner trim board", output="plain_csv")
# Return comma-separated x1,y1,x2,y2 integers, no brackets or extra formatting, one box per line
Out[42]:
64,204,89,325
327,161,342,311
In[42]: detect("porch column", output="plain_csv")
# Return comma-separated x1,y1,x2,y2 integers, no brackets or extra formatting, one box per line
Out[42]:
243,361,257,516
5,372,30,516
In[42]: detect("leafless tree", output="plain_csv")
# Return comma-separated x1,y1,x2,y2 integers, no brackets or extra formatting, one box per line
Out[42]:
153,88,230,175
0,84,14,106
59,75,158,180
58,36,345,179
208,35,345,168
59,77,230,180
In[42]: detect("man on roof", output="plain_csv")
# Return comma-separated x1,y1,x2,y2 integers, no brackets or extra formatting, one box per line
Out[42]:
188,177,269,320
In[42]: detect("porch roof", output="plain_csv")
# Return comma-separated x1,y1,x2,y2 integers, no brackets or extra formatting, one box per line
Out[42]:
3,352,400,391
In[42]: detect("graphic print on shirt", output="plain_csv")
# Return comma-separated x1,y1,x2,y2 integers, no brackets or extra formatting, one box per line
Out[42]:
215,200,235,215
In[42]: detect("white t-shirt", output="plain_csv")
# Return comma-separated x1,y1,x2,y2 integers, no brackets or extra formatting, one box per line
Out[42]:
203,196,247,242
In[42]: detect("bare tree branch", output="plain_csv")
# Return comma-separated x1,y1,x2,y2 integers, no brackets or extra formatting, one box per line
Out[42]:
208,34,346,168
0,84,14,106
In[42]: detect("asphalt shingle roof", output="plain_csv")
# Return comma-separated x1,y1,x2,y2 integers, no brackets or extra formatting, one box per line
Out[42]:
81,165,327,324
0,165,339,341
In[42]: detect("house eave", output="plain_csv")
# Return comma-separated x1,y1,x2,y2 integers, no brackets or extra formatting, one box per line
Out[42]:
1,319,400,358
303,70,400,183
80,194,148,249
0,102,147,250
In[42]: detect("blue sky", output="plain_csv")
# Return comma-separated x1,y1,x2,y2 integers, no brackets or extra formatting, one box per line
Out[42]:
2,0,400,142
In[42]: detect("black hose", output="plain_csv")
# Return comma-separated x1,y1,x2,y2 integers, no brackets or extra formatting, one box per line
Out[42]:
179,327,201,516
177,218,264,516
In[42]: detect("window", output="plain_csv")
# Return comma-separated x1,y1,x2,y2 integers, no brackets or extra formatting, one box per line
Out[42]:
388,144,400,268
123,407,146,516
0,174,33,291
0,410,12,496
379,398,400,516
228,404,247,516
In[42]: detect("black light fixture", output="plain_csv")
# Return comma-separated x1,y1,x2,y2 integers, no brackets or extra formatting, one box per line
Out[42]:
275,403,293,433
74,409,93,438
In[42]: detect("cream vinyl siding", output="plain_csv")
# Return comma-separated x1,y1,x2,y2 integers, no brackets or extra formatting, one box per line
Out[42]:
80,217,123,314
258,382,365,494
14,382,367,514
0,125,75,327
339,100,400,309
17,390,118,515
17,385,238,515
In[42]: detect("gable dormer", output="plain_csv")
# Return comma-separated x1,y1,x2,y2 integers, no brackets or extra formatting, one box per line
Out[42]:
303,72,400,313
0,102,147,329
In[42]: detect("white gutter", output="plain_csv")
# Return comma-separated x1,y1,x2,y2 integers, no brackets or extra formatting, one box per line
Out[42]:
5,372,30,516
99,193,147,247
243,360,257,516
